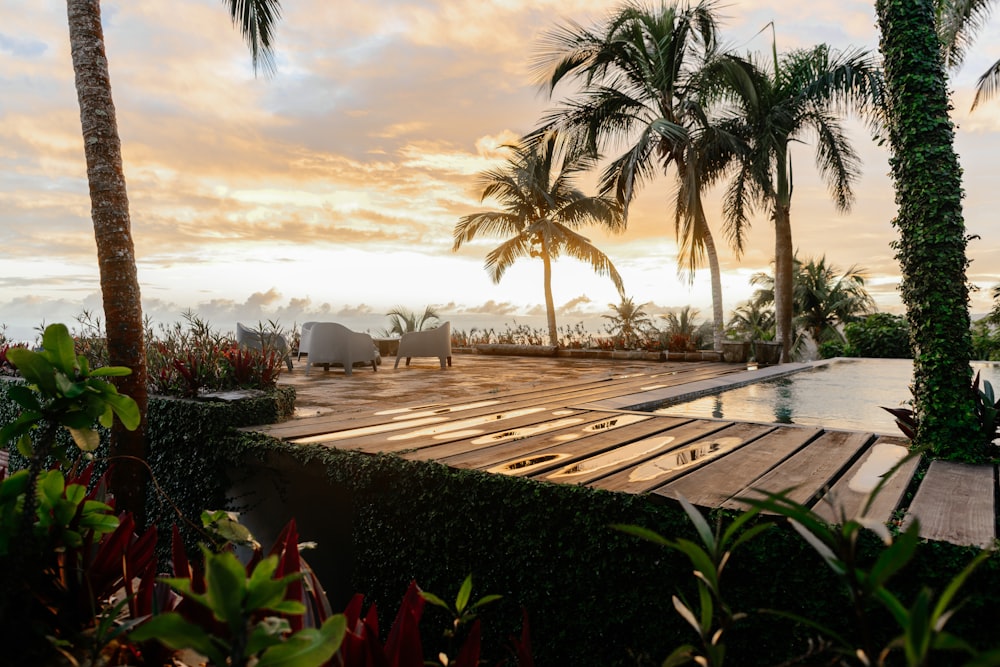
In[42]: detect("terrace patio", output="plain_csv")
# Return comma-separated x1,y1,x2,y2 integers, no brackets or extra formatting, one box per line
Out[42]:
260,351,998,549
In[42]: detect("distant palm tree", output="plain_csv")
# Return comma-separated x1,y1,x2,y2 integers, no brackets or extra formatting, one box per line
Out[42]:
453,131,626,347
66,0,281,517
936,0,1000,109
726,299,775,342
719,37,883,362
603,297,652,349
383,306,440,336
531,0,748,353
749,254,875,345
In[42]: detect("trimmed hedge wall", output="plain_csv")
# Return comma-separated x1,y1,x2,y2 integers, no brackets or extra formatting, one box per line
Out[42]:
0,378,295,562
229,433,1000,666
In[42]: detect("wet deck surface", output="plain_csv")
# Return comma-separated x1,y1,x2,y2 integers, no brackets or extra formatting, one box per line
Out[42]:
261,353,997,548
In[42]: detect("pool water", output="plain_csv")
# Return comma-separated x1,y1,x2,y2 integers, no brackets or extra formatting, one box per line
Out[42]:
650,358,1000,433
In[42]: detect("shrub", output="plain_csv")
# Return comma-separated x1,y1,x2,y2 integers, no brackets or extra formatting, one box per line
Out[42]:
818,339,849,359
844,313,911,358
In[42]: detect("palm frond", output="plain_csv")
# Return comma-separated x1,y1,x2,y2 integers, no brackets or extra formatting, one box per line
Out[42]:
223,0,282,76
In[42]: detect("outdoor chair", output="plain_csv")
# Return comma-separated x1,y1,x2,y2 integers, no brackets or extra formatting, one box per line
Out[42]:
297,321,319,361
236,322,293,371
394,321,452,369
303,322,379,375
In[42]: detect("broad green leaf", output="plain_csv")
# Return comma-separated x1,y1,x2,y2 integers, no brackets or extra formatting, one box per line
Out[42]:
38,470,65,503
0,471,30,501
15,433,33,458
6,348,57,394
55,373,84,399
205,550,250,630
129,613,229,666
1,412,42,447
68,426,100,452
202,510,255,546
89,365,133,377
42,324,77,374
455,575,473,613
255,615,347,667
103,393,140,431
6,385,41,411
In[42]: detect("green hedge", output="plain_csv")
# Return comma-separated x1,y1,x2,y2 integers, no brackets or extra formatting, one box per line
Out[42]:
0,378,295,562
229,434,1000,666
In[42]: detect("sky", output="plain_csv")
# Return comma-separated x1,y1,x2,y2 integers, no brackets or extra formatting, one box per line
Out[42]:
3,0,1000,342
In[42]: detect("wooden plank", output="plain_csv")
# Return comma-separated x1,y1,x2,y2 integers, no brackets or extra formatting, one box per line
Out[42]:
722,430,873,511
540,419,732,487
470,416,692,476
402,412,657,464
655,426,820,507
589,422,776,494
813,436,919,525
904,461,995,548
316,406,588,454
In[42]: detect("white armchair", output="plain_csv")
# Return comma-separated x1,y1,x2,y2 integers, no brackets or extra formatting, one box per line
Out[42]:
236,322,293,371
304,322,379,376
297,321,319,361
394,322,452,369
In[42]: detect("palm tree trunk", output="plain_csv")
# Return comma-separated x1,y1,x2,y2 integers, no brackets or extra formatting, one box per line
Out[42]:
773,205,794,363
703,226,725,353
67,0,149,521
542,252,558,347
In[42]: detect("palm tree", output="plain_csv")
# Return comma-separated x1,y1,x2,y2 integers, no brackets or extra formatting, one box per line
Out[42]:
603,296,652,349
748,254,875,347
726,299,775,342
936,0,1000,109
793,256,875,345
531,0,748,353
453,131,626,347
718,38,883,362
383,306,440,336
66,0,281,517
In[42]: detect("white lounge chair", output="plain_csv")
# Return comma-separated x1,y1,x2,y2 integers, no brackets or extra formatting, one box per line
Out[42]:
304,322,379,376
236,322,293,371
297,321,319,361
394,322,452,369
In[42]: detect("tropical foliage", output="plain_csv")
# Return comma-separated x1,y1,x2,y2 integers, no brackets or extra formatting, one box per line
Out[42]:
382,306,441,336
936,0,1000,109
454,131,626,346
876,0,981,462
602,297,653,350
715,36,884,363
531,0,745,352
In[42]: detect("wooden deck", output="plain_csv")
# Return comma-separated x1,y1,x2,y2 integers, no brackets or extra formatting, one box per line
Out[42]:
254,360,997,548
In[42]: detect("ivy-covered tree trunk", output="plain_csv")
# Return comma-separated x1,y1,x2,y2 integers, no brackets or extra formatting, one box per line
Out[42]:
876,0,980,461
67,0,150,515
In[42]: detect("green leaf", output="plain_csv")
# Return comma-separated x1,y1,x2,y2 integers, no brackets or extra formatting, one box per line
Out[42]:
455,574,473,613
255,615,347,667
129,613,229,666
103,392,140,431
0,471,30,501
247,617,292,656
15,433,33,458
6,385,41,411
89,365,133,377
68,426,100,452
471,594,503,610
678,496,715,551
205,550,250,630
612,523,672,547
661,644,697,667
42,323,77,374
420,591,449,609
6,348,57,394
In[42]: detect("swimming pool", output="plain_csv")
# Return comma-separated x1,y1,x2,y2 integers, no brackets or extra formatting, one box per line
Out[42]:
649,358,1000,433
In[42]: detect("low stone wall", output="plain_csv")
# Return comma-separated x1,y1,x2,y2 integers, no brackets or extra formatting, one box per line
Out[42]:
460,344,722,362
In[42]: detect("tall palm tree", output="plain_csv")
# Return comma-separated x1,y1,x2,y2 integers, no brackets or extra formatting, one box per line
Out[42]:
66,0,281,517
530,0,748,353
453,131,626,347
718,39,883,362
936,0,1000,109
